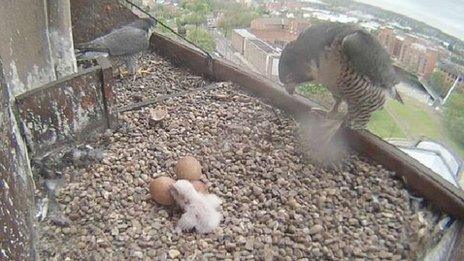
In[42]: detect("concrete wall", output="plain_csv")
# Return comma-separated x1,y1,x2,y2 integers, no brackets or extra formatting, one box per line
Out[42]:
0,0,77,97
0,1,77,259
231,32,245,54
0,60,36,261
244,39,268,75
71,0,137,43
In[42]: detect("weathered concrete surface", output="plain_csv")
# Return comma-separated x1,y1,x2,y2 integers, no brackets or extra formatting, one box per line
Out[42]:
47,0,78,78
71,0,137,44
16,67,109,158
0,0,56,97
0,1,77,96
0,60,36,260
0,1,79,259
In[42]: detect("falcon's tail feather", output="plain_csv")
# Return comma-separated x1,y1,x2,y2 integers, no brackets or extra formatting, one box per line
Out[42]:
75,41,109,53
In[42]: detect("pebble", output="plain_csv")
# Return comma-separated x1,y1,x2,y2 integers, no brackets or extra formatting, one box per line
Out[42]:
37,52,438,260
168,249,181,258
308,225,323,235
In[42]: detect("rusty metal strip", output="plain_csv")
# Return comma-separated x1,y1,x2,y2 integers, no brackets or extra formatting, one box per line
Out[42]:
15,65,108,158
96,57,117,128
150,32,464,220
114,82,225,113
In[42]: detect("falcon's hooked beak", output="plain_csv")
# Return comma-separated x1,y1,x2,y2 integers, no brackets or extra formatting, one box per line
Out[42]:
283,84,297,95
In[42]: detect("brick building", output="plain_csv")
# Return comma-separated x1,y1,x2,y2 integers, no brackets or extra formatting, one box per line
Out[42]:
437,61,464,90
244,38,278,76
377,27,438,77
249,17,311,48
231,29,280,81
231,28,257,55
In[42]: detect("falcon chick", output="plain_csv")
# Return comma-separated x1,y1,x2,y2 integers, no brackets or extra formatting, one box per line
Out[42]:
75,18,157,78
170,180,222,234
279,22,403,130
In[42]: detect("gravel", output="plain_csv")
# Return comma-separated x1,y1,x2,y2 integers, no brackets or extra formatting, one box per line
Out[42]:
38,51,437,260
113,52,211,107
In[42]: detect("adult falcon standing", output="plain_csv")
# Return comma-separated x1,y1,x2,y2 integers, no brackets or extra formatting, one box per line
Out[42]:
75,18,157,79
279,22,403,131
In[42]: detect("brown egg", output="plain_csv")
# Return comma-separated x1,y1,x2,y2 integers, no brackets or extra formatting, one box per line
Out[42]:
149,176,175,205
191,180,209,193
175,156,202,181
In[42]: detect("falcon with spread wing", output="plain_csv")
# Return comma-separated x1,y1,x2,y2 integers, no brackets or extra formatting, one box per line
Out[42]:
279,22,403,130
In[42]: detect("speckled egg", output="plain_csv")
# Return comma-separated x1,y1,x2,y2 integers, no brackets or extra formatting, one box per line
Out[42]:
149,176,175,205
175,156,202,181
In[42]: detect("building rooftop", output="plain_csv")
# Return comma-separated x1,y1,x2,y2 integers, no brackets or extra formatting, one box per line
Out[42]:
233,28,256,39
411,42,427,52
389,138,462,188
438,60,464,76
248,38,277,53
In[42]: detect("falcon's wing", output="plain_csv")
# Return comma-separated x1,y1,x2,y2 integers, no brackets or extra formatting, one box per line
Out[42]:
341,30,397,88
76,27,149,56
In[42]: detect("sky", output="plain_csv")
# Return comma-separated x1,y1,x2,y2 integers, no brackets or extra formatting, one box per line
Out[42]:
355,0,464,41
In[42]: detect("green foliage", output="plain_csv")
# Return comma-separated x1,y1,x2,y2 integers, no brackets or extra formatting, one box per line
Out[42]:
186,28,216,52
154,4,180,19
444,94,464,145
156,18,174,34
450,56,464,66
368,109,406,139
181,0,212,15
179,12,207,27
217,6,259,37
297,83,328,96
428,70,449,96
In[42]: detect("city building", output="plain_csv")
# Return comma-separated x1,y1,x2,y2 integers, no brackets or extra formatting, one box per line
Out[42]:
265,1,309,12
377,27,438,77
231,28,256,55
231,29,280,81
437,61,464,90
249,18,311,48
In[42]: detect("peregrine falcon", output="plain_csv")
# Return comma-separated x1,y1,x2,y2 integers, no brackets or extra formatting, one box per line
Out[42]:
279,22,403,130
75,18,157,78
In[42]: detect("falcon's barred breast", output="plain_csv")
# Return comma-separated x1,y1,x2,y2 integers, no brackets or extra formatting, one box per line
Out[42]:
279,22,402,130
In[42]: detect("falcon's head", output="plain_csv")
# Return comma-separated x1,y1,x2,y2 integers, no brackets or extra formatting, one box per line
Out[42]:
128,18,157,33
279,41,312,95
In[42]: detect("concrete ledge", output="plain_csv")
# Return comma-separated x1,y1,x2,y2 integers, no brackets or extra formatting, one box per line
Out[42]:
150,32,464,220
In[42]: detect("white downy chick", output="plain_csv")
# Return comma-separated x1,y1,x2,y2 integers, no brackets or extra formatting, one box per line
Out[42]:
170,179,222,234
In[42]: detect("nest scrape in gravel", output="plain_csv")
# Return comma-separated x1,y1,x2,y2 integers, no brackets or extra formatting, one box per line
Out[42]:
38,52,435,260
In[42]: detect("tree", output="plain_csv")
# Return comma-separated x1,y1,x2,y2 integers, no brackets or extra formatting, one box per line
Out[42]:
444,93,464,145
180,12,207,27
428,70,449,96
186,28,216,52
217,5,259,37
181,0,212,15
